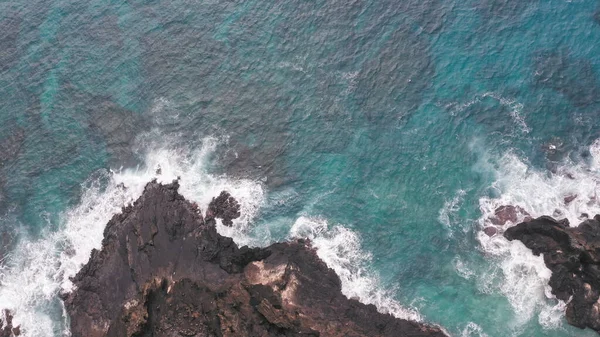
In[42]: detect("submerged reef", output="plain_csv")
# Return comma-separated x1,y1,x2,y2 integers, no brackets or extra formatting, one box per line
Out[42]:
505,215,600,334
62,181,446,337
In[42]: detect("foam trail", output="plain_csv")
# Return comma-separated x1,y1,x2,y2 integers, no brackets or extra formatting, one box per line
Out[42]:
448,92,530,134
452,257,475,280
289,216,422,322
475,140,600,330
438,189,466,236
0,137,265,337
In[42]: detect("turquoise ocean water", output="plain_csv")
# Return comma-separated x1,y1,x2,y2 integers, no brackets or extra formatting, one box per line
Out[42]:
2,0,600,336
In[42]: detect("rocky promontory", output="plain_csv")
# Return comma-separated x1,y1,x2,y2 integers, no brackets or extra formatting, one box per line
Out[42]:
505,215,600,333
63,181,447,337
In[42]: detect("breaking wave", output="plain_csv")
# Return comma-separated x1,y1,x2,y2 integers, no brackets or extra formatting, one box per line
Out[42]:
475,139,600,331
0,134,423,336
0,137,264,336
289,216,422,322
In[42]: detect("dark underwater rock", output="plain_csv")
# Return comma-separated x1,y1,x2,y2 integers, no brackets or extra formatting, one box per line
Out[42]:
64,181,447,337
81,92,148,168
0,13,22,72
0,128,25,166
0,128,25,212
533,50,600,107
504,215,600,333
564,194,578,205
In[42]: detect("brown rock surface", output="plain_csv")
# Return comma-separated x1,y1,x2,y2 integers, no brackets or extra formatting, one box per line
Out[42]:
490,205,531,226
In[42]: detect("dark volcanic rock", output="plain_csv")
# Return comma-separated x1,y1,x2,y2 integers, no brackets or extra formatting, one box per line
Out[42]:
504,215,600,333
64,181,446,337
206,191,241,227
0,310,20,337
490,205,532,227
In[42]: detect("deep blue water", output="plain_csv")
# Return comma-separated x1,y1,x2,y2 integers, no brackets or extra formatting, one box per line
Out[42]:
2,0,600,336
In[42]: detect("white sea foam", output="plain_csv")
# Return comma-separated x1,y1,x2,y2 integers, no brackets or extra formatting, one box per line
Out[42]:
476,140,600,330
289,216,422,322
439,189,466,235
0,137,265,336
453,257,475,280
461,322,489,337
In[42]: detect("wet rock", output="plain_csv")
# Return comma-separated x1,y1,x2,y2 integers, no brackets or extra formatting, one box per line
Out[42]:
205,191,241,227
553,208,564,218
490,205,531,226
564,194,577,205
64,181,447,337
504,215,600,333
483,226,498,237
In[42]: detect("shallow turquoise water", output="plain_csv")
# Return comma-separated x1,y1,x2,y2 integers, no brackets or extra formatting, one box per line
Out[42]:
1,0,600,336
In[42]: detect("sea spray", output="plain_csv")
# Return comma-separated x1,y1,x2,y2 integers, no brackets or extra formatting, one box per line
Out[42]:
289,215,422,322
0,138,265,337
475,139,600,330
439,189,467,236
0,136,412,336
461,322,489,337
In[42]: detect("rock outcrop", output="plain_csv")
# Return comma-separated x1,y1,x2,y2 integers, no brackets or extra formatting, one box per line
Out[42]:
504,215,600,333
64,181,447,337
483,205,532,237
0,310,20,337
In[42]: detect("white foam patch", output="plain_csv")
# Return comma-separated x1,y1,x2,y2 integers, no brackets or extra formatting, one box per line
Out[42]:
0,137,264,336
476,140,600,330
439,189,466,235
461,322,489,337
453,257,475,280
289,216,422,322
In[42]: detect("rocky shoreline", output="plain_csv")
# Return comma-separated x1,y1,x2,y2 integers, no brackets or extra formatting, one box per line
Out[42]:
55,181,447,337
505,215,600,334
